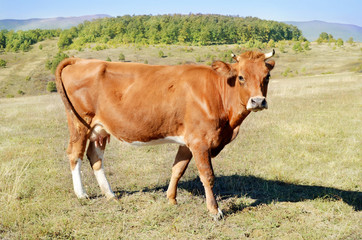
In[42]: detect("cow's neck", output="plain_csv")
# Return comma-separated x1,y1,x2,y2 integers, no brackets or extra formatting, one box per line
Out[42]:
218,75,250,129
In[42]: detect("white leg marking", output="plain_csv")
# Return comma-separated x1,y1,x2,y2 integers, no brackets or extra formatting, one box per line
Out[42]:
94,168,115,199
72,159,88,199
93,147,115,199
213,208,224,221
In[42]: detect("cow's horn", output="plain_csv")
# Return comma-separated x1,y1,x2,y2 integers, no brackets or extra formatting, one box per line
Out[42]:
264,49,275,59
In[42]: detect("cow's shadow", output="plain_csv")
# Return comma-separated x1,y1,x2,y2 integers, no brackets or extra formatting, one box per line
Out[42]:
114,174,361,214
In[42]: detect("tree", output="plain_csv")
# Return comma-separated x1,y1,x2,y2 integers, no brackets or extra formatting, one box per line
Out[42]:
58,30,76,49
53,14,302,48
0,29,59,52
336,38,344,47
319,32,329,41
46,52,69,74
347,37,354,45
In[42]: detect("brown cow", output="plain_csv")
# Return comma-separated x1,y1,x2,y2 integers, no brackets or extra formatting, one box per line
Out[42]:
55,50,275,220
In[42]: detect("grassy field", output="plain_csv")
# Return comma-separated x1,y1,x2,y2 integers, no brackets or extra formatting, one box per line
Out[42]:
0,42,361,239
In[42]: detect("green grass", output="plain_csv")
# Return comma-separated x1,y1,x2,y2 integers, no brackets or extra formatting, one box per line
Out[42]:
0,41,361,239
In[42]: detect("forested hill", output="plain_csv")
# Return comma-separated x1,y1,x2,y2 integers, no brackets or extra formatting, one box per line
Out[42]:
58,14,302,48
0,14,302,52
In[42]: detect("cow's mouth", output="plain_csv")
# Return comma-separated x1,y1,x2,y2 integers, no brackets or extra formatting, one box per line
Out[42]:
248,107,267,112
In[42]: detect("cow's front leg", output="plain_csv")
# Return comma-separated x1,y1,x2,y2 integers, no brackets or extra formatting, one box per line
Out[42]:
191,146,223,220
167,145,192,204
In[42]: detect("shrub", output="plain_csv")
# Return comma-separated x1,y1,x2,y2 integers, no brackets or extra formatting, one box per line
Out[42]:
46,52,69,74
119,53,125,61
0,58,6,68
106,57,112,62
304,41,311,51
279,45,286,53
282,67,291,77
46,81,57,92
292,42,303,53
267,39,275,48
158,50,165,58
218,50,233,62
93,45,108,51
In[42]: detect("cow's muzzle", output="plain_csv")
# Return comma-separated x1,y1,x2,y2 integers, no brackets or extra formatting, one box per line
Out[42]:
246,96,268,112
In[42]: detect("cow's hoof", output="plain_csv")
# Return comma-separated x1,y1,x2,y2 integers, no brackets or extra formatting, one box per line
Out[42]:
168,198,177,205
212,208,224,221
77,193,89,199
106,194,118,202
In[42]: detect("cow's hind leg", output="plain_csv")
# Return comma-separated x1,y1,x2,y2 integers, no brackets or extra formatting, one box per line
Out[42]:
66,115,89,199
167,145,192,204
86,137,115,199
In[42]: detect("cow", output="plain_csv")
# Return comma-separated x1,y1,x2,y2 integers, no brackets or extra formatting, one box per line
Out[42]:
55,49,275,220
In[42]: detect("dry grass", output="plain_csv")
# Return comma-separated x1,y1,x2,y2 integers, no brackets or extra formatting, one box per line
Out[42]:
1,39,361,97
0,43,361,239
0,40,57,97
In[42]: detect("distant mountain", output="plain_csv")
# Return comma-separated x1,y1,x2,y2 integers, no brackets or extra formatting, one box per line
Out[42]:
0,14,111,31
284,20,362,42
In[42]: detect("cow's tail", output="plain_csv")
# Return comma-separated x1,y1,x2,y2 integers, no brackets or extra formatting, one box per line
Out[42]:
55,58,91,132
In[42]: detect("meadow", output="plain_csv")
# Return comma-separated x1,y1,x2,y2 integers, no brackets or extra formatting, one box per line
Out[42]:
0,41,361,239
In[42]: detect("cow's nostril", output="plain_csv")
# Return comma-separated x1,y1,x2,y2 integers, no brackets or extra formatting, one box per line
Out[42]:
261,98,267,107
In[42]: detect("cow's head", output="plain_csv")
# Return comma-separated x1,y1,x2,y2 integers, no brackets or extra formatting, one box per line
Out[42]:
212,50,275,112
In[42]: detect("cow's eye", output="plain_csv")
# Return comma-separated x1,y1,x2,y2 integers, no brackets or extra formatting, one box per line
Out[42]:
238,75,245,83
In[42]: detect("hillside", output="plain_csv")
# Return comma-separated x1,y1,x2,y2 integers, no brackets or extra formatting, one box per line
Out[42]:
57,15,302,48
0,14,110,31
0,39,361,98
285,20,362,41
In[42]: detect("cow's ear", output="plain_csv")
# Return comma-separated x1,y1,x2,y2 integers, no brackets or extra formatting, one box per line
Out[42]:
265,60,275,71
212,61,237,78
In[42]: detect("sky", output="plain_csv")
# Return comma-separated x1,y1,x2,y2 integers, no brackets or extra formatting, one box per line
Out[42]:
1,0,361,26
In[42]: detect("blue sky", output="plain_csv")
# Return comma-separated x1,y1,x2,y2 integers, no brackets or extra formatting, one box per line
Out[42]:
1,0,361,26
